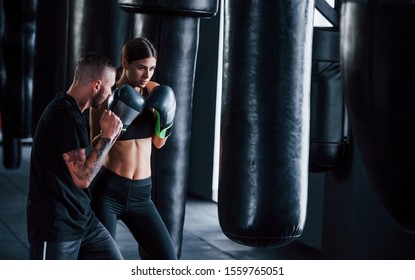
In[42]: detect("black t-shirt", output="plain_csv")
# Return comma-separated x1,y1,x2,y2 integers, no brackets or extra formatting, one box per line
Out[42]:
27,92,96,243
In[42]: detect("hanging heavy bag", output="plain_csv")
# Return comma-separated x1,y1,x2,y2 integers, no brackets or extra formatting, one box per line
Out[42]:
218,0,313,247
341,0,415,232
1,0,35,168
309,0,348,172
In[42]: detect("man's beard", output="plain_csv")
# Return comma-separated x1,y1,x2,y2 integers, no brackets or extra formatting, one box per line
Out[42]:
91,87,107,108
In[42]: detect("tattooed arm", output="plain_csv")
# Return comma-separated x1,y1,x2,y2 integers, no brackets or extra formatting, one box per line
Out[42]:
62,110,122,189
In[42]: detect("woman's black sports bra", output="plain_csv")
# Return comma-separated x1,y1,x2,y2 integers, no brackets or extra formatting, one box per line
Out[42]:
117,87,155,141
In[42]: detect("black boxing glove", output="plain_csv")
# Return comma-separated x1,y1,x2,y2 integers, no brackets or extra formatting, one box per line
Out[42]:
146,85,176,138
108,84,146,133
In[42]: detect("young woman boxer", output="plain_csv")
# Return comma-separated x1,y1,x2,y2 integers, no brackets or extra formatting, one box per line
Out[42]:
89,38,177,260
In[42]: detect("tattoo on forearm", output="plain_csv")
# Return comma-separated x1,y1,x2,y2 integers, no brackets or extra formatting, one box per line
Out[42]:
65,150,83,167
95,137,111,158
84,137,111,181
63,137,112,184
63,150,87,181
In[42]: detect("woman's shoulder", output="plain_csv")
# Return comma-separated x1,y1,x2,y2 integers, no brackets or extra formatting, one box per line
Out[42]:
146,81,160,94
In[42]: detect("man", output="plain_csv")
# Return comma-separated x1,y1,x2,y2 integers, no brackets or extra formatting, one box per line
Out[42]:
27,53,123,259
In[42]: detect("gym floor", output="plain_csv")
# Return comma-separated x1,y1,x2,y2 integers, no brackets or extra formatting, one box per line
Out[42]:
0,144,320,260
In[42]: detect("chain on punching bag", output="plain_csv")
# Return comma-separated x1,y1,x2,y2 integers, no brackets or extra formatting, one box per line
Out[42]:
309,0,348,172
118,0,219,258
341,0,415,232
218,0,314,247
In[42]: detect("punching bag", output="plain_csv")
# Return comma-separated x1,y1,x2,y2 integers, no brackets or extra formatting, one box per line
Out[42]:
0,0,21,169
0,0,4,89
1,0,36,168
218,0,314,247
341,0,415,232
32,0,131,132
118,0,219,258
309,0,348,172
32,0,71,132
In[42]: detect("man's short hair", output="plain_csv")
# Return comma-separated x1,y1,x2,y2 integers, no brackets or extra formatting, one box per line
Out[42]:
75,53,116,83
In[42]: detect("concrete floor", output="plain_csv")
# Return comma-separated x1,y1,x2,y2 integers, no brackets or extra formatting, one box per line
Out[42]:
0,144,320,260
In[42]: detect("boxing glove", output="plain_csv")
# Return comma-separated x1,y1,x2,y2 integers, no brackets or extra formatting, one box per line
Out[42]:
108,84,146,132
146,85,176,138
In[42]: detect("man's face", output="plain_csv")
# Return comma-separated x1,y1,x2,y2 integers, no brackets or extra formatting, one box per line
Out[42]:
91,70,116,108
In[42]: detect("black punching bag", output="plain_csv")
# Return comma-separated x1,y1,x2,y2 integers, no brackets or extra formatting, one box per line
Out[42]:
0,0,20,169
118,0,219,258
32,0,131,132
0,0,4,128
309,0,348,172
1,0,36,168
341,0,415,232
218,0,314,247
32,0,71,132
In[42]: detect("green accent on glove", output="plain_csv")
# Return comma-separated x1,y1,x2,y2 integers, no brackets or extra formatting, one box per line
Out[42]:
154,111,173,139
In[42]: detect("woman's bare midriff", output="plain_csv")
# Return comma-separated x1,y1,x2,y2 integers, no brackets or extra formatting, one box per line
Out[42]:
103,137,152,180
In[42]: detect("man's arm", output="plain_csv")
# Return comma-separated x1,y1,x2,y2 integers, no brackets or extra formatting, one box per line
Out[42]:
63,109,121,189
62,136,112,189
90,104,107,143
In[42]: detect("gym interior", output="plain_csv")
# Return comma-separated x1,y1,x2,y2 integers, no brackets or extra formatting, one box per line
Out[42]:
1,0,415,260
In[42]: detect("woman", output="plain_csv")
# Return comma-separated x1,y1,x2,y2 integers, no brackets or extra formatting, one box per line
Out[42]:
89,38,177,260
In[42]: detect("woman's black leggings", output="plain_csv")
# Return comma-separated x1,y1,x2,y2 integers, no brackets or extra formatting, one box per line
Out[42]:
91,167,177,260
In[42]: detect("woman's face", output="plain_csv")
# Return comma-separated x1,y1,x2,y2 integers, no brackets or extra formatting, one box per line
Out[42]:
123,57,157,89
